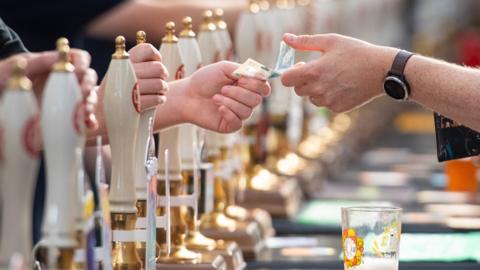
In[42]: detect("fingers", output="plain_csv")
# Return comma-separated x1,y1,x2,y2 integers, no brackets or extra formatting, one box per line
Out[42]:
213,94,252,120
131,48,168,111
283,33,336,52
85,88,98,114
140,95,166,111
281,60,317,87
84,85,99,131
70,49,92,80
220,85,262,107
85,112,99,131
80,68,98,96
133,61,168,80
25,51,58,77
236,77,271,97
138,78,168,95
79,68,99,131
218,106,241,133
129,43,162,63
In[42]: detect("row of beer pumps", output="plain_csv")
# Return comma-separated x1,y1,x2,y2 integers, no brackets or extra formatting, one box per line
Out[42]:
0,0,406,269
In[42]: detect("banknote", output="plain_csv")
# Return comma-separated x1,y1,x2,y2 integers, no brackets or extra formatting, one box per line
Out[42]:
272,41,295,76
232,41,295,80
231,58,276,80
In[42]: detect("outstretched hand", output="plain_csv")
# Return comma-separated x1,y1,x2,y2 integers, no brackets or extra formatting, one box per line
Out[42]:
281,33,397,112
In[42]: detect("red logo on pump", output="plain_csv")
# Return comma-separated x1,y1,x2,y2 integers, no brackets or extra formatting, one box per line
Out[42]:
73,101,86,135
132,82,141,113
226,47,234,61
175,65,185,80
256,32,263,50
0,126,4,162
22,115,41,158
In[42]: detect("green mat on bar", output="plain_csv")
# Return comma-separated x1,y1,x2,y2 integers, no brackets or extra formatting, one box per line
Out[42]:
339,233,480,262
297,199,392,226
399,233,480,262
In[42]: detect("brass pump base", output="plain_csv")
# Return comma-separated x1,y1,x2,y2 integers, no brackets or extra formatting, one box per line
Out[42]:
210,241,246,270
185,231,246,270
34,246,76,270
239,178,302,219
156,255,227,270
156,245,200,264
200,218,264,261
226,206,275,238
111,212,143,270
185,230,217,251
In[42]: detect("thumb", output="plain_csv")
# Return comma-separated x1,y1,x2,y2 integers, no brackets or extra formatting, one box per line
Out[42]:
283,33,336,52
210,60,239,82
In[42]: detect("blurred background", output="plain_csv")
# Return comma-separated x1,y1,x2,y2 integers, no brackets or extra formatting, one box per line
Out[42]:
2,0,480,269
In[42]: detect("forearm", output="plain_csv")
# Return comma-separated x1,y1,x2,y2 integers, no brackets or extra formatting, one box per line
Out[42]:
86,0,244,44
153,78,189,132
401,52,480,131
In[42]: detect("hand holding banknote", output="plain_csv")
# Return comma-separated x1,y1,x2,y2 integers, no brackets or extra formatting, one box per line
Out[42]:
232,41,296,80
184,61,271,133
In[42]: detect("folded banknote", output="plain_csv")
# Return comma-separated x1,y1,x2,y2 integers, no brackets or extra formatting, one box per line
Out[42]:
232,41,295,80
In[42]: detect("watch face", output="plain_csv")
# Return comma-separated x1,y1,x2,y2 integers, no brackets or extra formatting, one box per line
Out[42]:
384,76,407,100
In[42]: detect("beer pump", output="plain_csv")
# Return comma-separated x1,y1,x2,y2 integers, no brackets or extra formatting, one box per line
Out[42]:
104,35,143,269
156,22,214,268
178,16,246,270
0,59,39,267
197,10,222,65
36,38,86,269
133,30,162,264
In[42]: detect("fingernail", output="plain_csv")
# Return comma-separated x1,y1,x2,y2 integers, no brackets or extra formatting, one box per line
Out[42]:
294,61,306,67
284,33,295,42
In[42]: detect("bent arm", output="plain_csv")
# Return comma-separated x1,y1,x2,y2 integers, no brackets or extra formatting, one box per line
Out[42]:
86,0,244,44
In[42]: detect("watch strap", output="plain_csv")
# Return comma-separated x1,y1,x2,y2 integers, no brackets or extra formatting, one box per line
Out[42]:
390,50,414,77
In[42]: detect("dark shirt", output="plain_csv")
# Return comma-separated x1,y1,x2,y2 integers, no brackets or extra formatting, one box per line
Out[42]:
0,17,27,58
0,0,123,77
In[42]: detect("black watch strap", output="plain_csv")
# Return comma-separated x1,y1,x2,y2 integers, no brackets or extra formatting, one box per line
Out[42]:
390,50,414,76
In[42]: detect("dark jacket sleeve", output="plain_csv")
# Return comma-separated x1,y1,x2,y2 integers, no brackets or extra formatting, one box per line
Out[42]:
0,0,123,52
0,17,28,59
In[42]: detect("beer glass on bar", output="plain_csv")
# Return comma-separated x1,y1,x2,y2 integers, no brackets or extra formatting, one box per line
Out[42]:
341,207,402,270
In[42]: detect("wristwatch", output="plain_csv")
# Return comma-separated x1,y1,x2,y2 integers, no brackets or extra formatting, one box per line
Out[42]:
383,50,414,101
